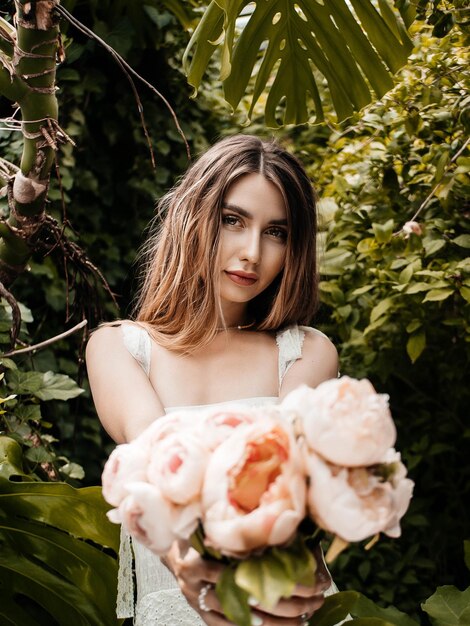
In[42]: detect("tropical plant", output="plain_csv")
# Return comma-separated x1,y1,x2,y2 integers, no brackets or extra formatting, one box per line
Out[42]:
0,0,467,624
183,0,417,126
0,436,121,625
0,297,85,480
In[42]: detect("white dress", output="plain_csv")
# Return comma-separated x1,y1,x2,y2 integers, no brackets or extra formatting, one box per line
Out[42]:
117,323,338,625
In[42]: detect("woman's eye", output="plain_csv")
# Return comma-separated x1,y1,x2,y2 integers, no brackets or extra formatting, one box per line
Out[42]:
222,215,240,226
266,227,287,241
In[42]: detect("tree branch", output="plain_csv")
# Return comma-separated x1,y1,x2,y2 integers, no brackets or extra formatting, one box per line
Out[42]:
0,319,88,358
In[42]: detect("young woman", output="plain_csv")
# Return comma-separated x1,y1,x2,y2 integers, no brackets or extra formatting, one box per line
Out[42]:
86,134,339,626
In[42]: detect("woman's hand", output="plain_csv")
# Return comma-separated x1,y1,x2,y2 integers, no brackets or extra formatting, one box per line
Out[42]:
167,541,231,625
166,542,331,626
249,544,332,625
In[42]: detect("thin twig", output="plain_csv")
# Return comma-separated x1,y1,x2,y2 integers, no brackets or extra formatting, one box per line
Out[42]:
0,319,88,357
395,136,470,235
55,4,191,163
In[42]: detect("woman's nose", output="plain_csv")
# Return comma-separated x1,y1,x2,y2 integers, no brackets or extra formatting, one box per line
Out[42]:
239,231,261,264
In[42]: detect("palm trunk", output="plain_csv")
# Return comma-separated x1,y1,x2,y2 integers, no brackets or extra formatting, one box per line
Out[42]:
0,0,60,285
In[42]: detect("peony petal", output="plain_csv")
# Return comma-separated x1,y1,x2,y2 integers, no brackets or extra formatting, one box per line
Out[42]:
281,377,397,467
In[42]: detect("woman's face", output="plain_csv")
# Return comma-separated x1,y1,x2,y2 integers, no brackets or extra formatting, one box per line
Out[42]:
218,173,288,324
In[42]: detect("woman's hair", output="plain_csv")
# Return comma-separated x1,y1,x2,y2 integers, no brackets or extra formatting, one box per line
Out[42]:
133,134,318,352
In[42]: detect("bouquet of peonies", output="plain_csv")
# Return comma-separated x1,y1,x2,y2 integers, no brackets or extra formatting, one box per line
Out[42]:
102,376,414,626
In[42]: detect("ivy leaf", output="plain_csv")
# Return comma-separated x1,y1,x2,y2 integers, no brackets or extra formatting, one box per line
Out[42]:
372,219,394,243
0,357,17,370
15,404,42,422
422,289,454,303
60,462,85,481
370,297,395,323
7,371,45,395
424,239,446,257
459,286,470,304
33,372,84,402
25,446,54,463
452,235,470,249
406,320,422,333
407,330,426,363
421,586,470,626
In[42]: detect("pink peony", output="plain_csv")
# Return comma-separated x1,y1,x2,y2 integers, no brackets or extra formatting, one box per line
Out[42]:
194,407,262,451
109,482,201,556
147,430,209,504
282,378,396,467
201,418,306,557
304,449,414,542
134,410,197,446
101,442,151,507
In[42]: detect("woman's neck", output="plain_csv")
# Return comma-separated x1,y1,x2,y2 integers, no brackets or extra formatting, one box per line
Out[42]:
218,301,250,329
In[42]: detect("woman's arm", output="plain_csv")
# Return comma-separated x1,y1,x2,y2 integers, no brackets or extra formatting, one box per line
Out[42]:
86,325,165,443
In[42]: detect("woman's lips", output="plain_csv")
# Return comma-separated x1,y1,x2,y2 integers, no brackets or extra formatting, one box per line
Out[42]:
225,271,258,286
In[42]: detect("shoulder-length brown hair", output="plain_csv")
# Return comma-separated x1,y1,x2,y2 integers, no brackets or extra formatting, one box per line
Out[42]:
133,134,318,352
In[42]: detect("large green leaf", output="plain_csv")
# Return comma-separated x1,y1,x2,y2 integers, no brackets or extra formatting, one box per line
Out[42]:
421,586,470,626
310,591,361,626
183,0,414,126
6,369,84,401
0,437,121,625
352,592,420,626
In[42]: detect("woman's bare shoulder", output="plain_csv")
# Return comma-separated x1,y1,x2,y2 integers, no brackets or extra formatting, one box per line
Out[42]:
280,326,338,397
302,327,338,374
86,321,140,353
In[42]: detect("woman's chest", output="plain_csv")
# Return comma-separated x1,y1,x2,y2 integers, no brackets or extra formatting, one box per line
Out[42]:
148,333,279,408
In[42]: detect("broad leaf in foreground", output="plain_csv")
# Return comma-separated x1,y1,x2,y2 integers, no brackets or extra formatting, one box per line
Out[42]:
0,437,121,626
422,586,470,626
183,0,415,126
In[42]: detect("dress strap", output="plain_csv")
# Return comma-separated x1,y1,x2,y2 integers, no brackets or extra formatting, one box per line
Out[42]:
121,323,152,377
276,324,330,389
276,325,305,389
116,523,135,618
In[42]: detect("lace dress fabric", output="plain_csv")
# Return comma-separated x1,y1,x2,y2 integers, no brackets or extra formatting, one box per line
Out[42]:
117,323,336,625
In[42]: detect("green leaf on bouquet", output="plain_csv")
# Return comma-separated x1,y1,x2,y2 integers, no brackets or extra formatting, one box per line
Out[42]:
235,539,315,609
190,525,224,560
216,566,251,626
235,551,290,609
353,593,420,626
310,591,360,626
351,617,396,626
272,536,317,586
421,585,470,626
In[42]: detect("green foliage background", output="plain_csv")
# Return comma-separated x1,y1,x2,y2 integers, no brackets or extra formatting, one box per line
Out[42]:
291,24,470,615
0,1,468,623
0,0,222,484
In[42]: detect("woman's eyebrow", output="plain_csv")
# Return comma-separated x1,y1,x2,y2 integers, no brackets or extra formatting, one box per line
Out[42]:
222,202,287,226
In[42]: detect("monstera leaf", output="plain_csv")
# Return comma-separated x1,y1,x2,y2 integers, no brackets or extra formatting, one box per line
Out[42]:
183,0,415,126
0,437,121,626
